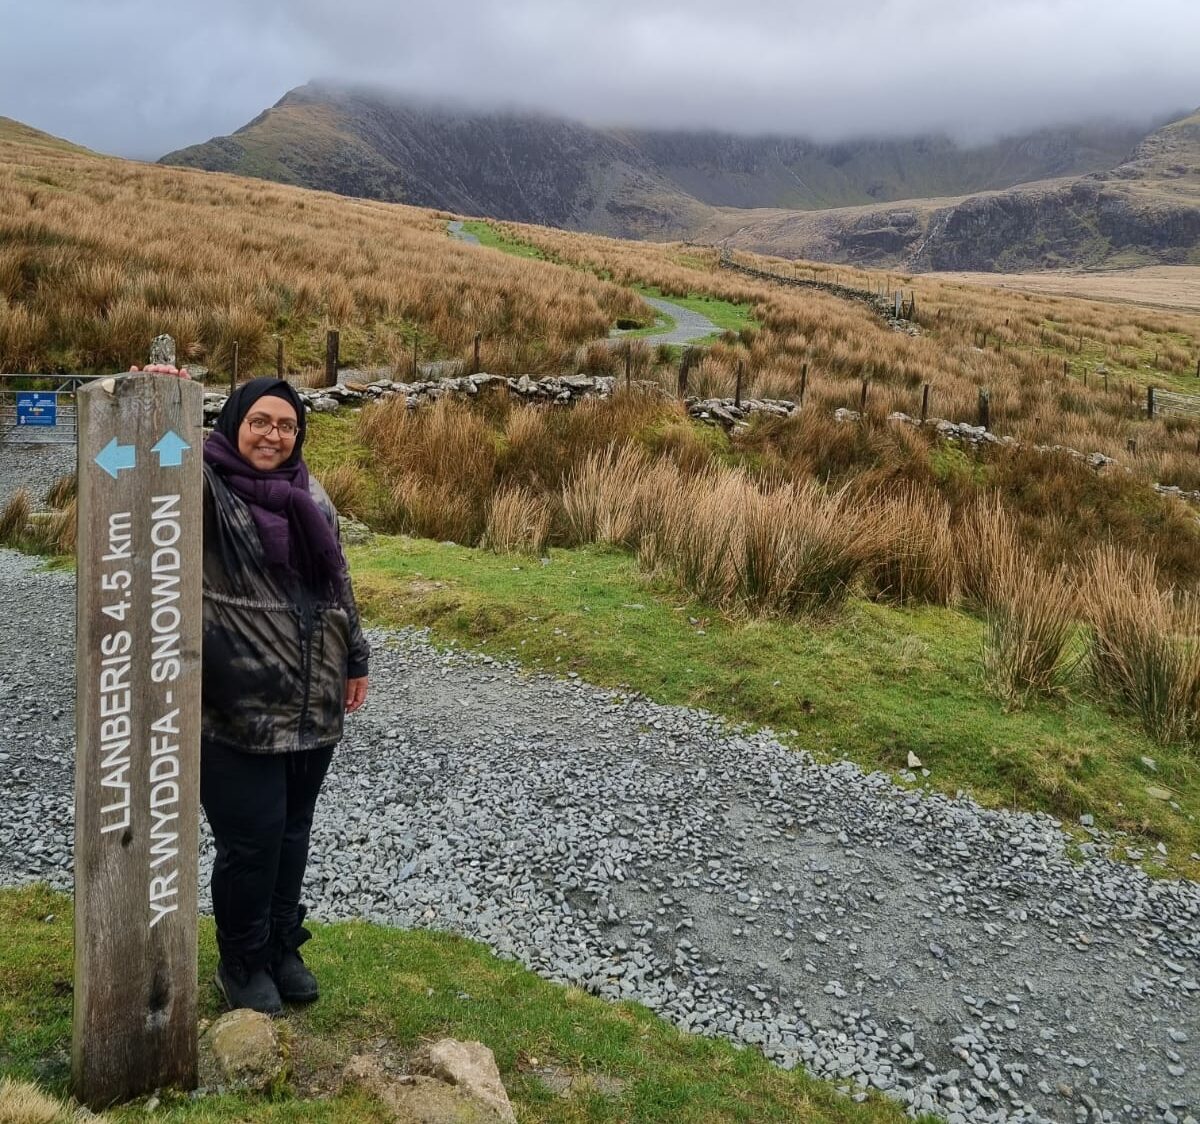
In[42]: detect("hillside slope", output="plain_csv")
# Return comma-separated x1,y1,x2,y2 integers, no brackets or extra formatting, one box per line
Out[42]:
702,111,1200,271
160,84,1151,245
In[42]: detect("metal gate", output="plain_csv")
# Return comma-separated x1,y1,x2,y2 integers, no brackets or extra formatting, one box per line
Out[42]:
0,375,104,445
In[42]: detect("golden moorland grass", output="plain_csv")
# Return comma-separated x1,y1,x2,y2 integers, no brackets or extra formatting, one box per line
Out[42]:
3,114,1200,485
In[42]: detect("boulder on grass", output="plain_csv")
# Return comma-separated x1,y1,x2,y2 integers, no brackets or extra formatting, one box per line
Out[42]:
343,1055,509,1123
205,1009,289,1093
410,1040,515,1123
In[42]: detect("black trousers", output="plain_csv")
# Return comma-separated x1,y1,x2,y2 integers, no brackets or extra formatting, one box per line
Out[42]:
200,738,334,968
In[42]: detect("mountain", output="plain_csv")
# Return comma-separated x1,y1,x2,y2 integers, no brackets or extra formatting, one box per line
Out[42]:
699,111,1200,271
160,85,1198,270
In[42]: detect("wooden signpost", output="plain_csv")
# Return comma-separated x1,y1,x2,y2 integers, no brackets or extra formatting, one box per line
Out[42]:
73,373,203,1107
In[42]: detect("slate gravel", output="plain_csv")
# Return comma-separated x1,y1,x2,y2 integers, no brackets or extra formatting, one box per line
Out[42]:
1,547,1198,1123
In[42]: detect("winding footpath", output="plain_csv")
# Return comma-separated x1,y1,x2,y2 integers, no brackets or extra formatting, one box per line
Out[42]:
448,219,718,347
1,546,1198,1123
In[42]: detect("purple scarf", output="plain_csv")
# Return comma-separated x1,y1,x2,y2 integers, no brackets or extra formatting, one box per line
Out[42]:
203,430,344,596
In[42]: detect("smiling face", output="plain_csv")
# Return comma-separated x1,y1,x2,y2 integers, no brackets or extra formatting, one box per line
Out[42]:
237,396,299,471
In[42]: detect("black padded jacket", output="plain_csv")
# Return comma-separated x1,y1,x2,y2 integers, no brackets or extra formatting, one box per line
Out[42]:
200,463,370,754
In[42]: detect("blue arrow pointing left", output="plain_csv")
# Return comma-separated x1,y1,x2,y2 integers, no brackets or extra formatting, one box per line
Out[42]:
95,437,136,479
151,430,190,467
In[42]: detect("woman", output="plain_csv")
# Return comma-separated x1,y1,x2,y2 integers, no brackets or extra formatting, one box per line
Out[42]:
198,375,370,1015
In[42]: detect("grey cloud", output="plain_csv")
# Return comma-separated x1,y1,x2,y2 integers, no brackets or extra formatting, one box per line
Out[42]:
2,0,1196,158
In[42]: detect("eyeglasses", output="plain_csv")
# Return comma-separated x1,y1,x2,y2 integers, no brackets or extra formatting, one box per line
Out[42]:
246,416,298,438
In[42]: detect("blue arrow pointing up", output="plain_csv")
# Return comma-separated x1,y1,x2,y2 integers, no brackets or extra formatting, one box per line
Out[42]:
95,437,136,479
151,430,190,468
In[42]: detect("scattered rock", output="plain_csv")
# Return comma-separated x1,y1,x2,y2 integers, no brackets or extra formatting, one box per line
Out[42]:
411,1039,515,1123
343,1054,509,1123
205,1009,288,1093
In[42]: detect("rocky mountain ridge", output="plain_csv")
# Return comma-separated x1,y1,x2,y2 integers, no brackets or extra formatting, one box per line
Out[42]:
159,88,1200,271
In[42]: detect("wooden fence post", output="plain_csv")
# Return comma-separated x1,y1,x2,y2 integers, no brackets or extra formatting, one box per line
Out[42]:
275,338,284,378
920,383,930,423
412,337,419,379
1147,386,1156,419
860,379,869,411
473,332,481,375
229,341,238,396
678,350,690,399
73,373,203,1107
624,348,632,391
977,387,990,430
799,363,808,407
734,359,743,408
325,330,339,389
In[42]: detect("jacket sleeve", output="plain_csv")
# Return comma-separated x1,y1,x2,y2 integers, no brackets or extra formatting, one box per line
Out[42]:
311,479,371,679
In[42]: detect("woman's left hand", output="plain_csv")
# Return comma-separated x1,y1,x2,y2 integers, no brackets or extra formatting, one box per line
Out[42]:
345,676,369,713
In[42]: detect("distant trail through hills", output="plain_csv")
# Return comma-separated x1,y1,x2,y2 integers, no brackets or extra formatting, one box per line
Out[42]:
447,219,480,246
448,220,718,347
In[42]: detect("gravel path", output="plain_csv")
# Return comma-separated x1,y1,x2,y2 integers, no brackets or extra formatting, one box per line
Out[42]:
606,295,719,348
445,219,716,347
0,439,74,508
1,547,1198,1123
447,219,481,246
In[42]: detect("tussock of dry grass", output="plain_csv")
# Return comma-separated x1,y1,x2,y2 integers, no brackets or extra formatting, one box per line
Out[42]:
484,485,552,556
868,486,958,606
314,463,365,519
0,1076,79,1123
982,554,1077,706
0,489,30,544
1082,549,1200,745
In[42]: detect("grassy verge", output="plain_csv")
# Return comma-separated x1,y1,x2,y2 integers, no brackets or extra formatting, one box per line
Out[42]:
609,308,677,340
634,286,759,339
346,536,1200,880
459,220,553,262
453,221,755,343
0,886,915,1124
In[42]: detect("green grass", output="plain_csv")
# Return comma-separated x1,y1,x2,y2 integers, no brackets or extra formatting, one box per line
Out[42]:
634,287,758,339
451,222,757,344
458,220,553,261
0,886,916,1124
610,307,677,339
345,536,1200,879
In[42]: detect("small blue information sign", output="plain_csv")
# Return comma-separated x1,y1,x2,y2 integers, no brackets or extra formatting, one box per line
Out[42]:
16,391,57,427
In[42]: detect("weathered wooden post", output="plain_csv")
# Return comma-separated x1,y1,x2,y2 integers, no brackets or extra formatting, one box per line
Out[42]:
977,387,991,430
472,332,482,376
412,337,419,379
677,349,691,399
920,383,930,423
73,372,203,1108
230,341,239,396
734,359,743,408
1147,386,1156,419
325,330,340,389
860,379,869,411
624,347,632,391
275,337,284,378
799,363,808,407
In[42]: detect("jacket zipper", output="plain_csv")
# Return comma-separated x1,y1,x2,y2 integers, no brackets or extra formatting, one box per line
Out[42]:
296,601,314,746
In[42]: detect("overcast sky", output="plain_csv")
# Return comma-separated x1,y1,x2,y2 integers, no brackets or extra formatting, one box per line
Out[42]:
2,0,1196,160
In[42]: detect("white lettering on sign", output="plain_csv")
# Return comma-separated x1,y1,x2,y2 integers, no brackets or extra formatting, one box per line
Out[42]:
147,495,183,929
97,512,133,835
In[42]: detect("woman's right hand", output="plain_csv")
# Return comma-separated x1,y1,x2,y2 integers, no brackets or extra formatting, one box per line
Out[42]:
130,363,190,378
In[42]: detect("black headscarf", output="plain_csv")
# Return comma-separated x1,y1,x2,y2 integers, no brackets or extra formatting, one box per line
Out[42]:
203,378,344,596
213,377,308,466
